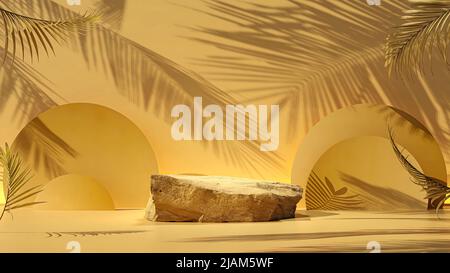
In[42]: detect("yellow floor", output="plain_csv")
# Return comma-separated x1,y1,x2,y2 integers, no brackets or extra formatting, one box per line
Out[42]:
0,209,449,253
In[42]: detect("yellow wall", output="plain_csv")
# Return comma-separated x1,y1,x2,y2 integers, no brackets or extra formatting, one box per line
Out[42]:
13,103,159,209
309,136,427,210
35,174,115,210
292,105,447,208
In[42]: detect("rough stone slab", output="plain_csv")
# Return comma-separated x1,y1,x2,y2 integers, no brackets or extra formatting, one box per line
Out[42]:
145,175,303,222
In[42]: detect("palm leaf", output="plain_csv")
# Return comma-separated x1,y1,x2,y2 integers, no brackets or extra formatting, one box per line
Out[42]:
388,126,450,214
13,117,78,179
1,0,286,176
305,171,363,210
0,143,43,221
0,49,57,123
376,106,433,139
95,0,127,30
385,0,450,76
0,6,99,64
187,0,408,134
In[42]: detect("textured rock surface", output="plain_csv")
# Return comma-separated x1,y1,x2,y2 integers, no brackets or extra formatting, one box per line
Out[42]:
145,175,303,222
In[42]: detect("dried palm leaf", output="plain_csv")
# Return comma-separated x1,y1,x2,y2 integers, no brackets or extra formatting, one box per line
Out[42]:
0,7,99,64
385,0,450,76
0,143,44,221
306,172,363,210
388,127,450,214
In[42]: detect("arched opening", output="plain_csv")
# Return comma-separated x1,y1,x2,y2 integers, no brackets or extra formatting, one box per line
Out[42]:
9,103,159,210
35,174,115,210
306,136,426,210
292,104,447,210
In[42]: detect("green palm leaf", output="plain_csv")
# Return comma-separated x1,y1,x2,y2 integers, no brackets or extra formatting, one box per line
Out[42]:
0,143,44,221
386,0,450,76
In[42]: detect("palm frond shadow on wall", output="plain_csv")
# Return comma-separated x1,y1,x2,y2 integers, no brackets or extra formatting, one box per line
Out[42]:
0,53,56,124
187,0,450,158
0,4,98,124
386,0,450,77
305,171,429,211
0,0,285,177
95,0,127,30
0,6,98,64
305,171,363,210
12,118,78,179
0,4,91,179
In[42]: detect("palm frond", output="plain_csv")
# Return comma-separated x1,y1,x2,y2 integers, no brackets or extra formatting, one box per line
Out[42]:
0,6,99,64
13,117,78,179
0,143,43,221
95,0,127,30
0,48,57,123
385,0,450,76
0,1,286,177
306,171,363,210
186,0,407,134
0,52,75,180
376,106,433,139
388,126,450,214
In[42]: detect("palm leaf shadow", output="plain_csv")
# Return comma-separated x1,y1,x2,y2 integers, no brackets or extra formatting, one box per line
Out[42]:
1,0,285,175
185,0,450,158
95,0,127,30
374,105,433,140
305,171,363,210
46,230,146,238
0,53,77,179
0,48,58,124
5,0,283,173
12,117,78,179
339,172,426,210
4,0,235,116
386,0,450,77
0,4,98,64
183,0,406,134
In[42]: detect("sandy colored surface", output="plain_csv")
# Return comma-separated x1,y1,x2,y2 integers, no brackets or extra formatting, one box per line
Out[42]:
0,209,449,253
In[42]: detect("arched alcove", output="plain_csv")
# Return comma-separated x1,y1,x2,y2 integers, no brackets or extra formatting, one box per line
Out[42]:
35,174,115,210
292,104,447,210
10,103,159,209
